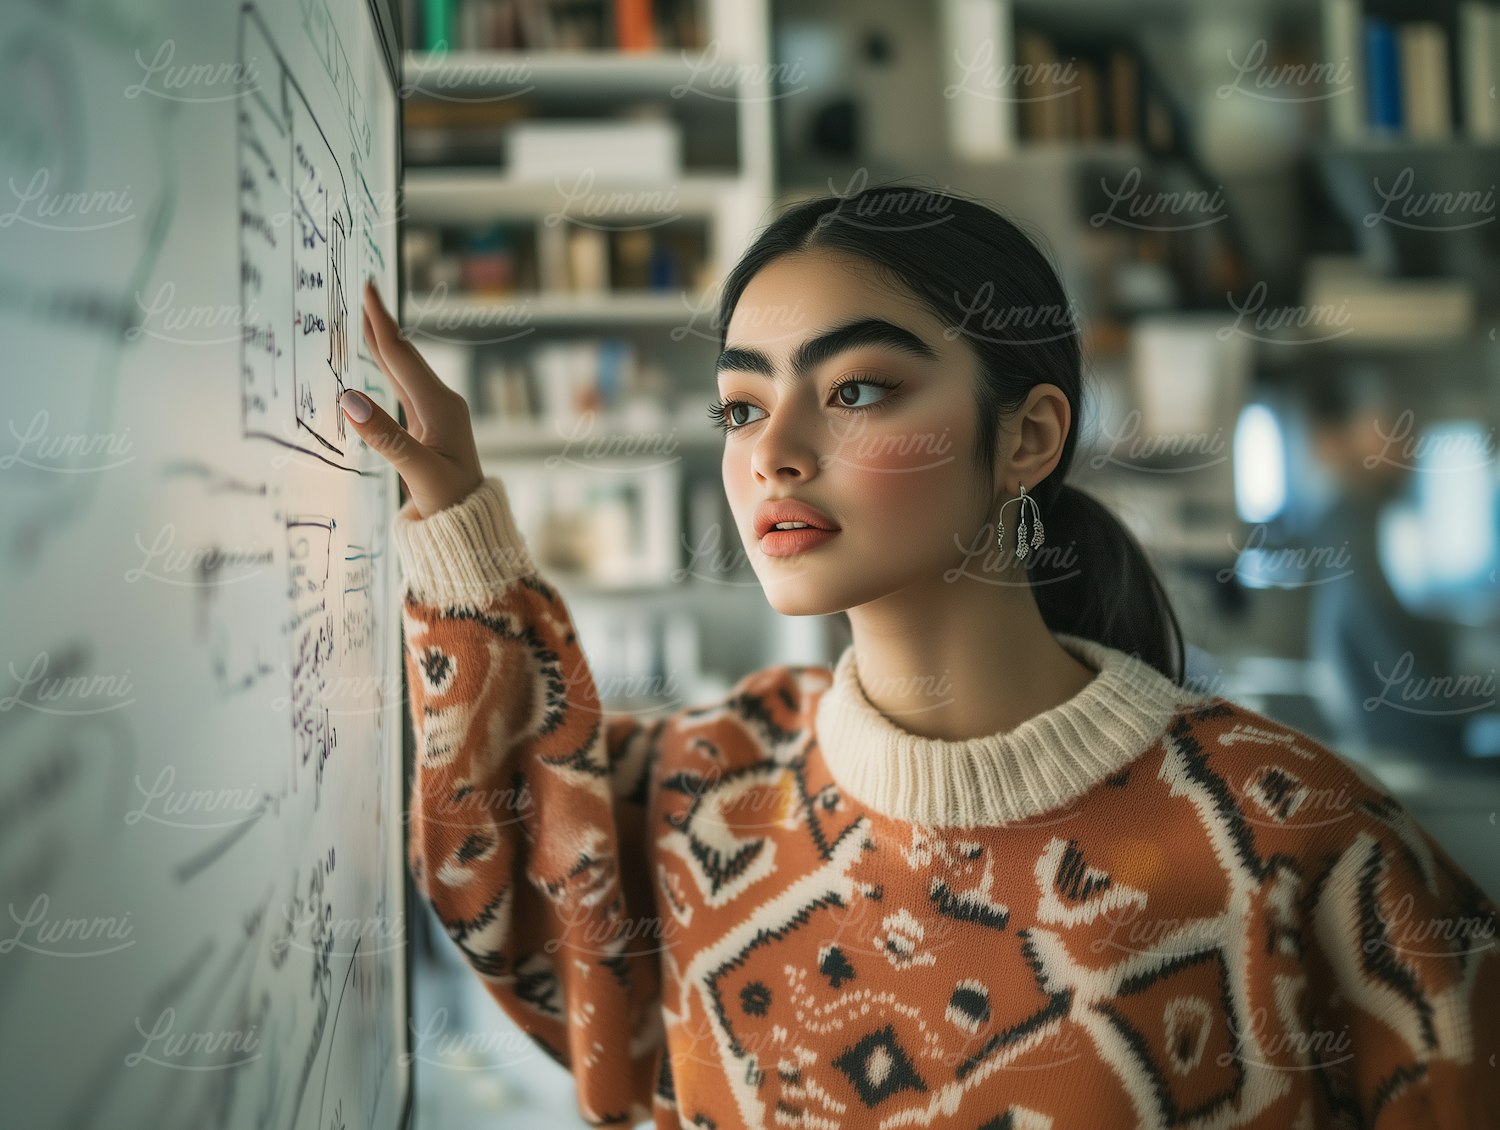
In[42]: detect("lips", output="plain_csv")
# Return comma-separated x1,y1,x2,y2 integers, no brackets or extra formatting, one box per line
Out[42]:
759,525,839,557
754,499,840,539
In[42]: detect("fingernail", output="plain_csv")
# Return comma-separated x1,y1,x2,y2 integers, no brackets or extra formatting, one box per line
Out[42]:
341,390,372,422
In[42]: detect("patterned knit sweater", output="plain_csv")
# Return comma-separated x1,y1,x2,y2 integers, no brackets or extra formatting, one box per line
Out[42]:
394,477,1500,1130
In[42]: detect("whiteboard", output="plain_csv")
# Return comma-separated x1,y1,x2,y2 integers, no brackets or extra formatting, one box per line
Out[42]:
0,0,411,1127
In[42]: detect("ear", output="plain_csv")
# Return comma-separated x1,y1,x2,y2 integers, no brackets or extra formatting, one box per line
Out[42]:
997,383,1070,495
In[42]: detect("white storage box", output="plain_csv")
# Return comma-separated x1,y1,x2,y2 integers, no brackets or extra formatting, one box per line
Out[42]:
508,120,682,181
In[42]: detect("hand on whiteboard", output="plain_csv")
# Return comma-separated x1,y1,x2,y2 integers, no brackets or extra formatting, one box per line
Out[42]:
343,281,485,521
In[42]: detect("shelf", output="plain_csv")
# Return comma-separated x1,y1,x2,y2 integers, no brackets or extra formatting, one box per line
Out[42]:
1253,328,1498,372
550,570,690,596
539,568,758,604
1251,326,1491,353
1008,0,1309,25
470,414,722,456
403,169,740,223
948,133,1499,170
402,49,756,98
404,289,712,333
958,139,1148,165
1314,137,1500,156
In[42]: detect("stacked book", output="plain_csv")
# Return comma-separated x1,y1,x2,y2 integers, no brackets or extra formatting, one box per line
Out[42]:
1322,0,1500,142
414,0,707,52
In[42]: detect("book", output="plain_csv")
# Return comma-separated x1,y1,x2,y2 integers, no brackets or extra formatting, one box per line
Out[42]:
940,0,1017,160
1399,21,1452,139
1322,0,1366,142
536,219,569,293
508,120,683,181
1075,60,1102,142
1364,15,1405,134
1459,1,1500,139
1015,30,1057,140
614,0,657,51
1109,48,1138,142
1303,257,1476,342
566,228,609,294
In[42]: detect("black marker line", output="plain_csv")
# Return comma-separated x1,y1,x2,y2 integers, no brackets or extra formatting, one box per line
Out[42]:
317,936,360,1130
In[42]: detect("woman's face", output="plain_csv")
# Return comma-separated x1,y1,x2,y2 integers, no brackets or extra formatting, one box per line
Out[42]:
716,249,1002,616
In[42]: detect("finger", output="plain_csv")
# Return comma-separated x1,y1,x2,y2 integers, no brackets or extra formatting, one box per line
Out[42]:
360,291,416,406
339,388,437,484
362,291,446,445
363,305,421,436
362,282,456,422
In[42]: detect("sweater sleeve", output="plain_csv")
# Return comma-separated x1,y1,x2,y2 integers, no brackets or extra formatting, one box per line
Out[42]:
392,476,669,1129
1303,792,1500,1128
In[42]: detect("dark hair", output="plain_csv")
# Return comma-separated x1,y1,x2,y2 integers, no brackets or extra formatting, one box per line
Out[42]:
716,177,1187,684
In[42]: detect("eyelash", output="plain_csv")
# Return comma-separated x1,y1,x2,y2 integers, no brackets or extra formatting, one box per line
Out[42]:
706,375,903,435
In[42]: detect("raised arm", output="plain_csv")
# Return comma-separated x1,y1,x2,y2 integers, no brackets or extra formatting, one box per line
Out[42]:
394,480,669,1126
347,283,671,1126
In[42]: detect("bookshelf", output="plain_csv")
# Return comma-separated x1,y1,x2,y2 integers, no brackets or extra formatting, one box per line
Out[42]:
1321,0,1500,146
939,0,1198,160
937,0,1498,320
396,0,778,709
923,0,1497,586
403,48,724,91
398,0,775,328
1306,1,1500,333
941,0,1500,154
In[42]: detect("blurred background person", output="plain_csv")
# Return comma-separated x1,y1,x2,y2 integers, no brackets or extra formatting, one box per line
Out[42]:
1300,370,1478,763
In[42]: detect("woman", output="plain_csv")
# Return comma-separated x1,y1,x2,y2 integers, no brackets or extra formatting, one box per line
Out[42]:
343,182,1499,1129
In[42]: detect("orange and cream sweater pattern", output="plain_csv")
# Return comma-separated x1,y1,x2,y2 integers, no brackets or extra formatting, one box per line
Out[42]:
394,477,1500,1130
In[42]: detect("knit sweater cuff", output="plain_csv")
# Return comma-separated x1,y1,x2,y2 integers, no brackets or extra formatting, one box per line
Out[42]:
392,477,537,605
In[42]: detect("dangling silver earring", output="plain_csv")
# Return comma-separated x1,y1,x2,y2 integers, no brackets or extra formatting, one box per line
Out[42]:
995,482,1045,560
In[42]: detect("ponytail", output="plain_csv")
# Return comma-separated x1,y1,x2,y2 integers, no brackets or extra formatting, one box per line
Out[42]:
1027,482,1187,684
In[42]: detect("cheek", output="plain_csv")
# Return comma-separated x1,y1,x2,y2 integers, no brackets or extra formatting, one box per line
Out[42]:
833,414,969,518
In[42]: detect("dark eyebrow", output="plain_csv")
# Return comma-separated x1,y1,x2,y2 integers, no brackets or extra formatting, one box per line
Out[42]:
715,318,939,383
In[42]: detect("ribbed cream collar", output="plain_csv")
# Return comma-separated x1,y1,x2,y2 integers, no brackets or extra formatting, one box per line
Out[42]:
812,632,1204,827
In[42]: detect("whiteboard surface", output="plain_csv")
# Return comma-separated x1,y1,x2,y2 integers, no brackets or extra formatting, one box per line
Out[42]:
0,0,410,1127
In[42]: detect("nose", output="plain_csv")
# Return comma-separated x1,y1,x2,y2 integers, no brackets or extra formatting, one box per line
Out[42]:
749,395,822,483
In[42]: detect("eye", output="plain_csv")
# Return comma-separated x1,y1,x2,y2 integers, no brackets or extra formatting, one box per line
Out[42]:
828,374,900,409
705,398,766,432
706,374,902,435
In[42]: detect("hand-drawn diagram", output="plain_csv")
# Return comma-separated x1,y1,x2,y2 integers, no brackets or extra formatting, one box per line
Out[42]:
239,3,365,469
